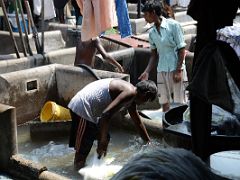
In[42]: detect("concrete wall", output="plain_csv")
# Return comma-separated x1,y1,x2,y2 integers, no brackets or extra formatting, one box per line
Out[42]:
0,65,57,124
0,64,129,124
45,47,75,65
28,30,66,53
0,30,65,55
47,22,81,45
0,54,45,74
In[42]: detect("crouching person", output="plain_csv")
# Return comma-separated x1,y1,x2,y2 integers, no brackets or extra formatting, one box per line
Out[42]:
68,78,157,169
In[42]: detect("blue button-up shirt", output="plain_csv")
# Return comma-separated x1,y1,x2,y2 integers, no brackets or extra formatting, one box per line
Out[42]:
149,17,186,72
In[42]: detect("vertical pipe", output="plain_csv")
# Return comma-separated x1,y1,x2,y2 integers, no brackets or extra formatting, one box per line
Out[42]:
0,104,18,171
17,0,33,56
41,0,44,54
14,0,28,57
137,0,141,18
25,0,31,34
24,0,41,54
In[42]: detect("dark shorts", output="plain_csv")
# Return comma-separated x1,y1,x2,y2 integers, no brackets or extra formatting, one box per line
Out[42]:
69,110,110,157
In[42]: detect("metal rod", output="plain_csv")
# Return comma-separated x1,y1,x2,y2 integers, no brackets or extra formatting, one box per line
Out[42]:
137,0,141,18
14,0,27,57
26,0,31,34
41,0,44,54
24,0,41,54
0,0,20,58
17,0,33,55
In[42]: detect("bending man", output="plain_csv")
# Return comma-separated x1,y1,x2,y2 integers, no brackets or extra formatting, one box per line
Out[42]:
68,78,157,169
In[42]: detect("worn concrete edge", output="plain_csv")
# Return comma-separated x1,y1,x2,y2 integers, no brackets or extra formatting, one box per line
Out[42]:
7,154,70,180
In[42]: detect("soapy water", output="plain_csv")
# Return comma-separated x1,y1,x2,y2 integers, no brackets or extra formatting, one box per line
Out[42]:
78,139,164,180
17,125,163,179
79,152,122,180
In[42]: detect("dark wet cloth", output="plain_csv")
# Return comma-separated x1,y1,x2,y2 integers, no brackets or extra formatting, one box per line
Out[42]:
69,110,98,155
187,0,239,29
69,110,110,156
217,118,240,136
187,0,240,159
187,40,240,113
187,0,240,59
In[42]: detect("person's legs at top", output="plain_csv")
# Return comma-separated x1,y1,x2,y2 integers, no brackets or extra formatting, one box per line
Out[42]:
71,0,82,25
59,8,65,23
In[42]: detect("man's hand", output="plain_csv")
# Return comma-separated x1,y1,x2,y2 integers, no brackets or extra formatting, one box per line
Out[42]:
116,65,124,73
173,70,182,83
97,139,109,159
138,72,149,81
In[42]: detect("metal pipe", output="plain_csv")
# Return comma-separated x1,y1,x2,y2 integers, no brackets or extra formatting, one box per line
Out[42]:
0,0,20,58
41,0,44,54
14,0,28,57
17,0,33,55
137,0,141,18
24,0,41,54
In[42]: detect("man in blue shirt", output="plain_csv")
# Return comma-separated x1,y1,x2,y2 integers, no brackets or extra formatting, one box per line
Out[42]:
139,0,186,112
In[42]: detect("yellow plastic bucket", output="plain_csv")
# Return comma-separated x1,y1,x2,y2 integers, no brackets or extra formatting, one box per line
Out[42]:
40,101,71,122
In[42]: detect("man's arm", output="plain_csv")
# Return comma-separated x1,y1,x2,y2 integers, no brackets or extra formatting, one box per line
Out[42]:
127,103,150,142
94,37,124,73
173,47,185,83
97,113,111,158
138,49,158,80
98,89,135,140
97,89,135,158
176,47,185,71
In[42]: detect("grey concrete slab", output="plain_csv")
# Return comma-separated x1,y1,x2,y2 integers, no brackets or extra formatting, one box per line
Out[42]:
0,30,66,55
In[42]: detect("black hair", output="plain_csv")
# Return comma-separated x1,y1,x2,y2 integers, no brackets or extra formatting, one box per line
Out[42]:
142,0,164,17
136,80,157,101
111,148,227,180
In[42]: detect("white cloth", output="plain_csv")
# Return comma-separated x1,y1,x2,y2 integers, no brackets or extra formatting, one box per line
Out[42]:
33,0,56,20
76,0,118,41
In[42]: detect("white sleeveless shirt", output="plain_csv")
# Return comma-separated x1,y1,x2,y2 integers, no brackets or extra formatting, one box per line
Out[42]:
68,78,113,124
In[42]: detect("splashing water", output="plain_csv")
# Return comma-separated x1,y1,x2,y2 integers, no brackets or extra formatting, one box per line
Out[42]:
17,126,163,179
